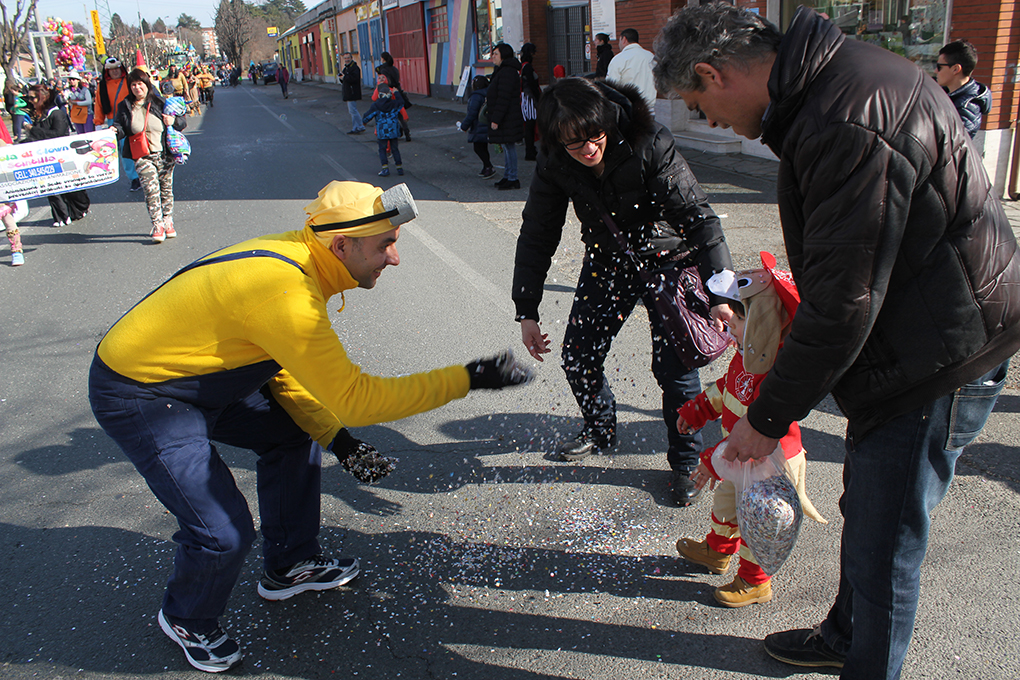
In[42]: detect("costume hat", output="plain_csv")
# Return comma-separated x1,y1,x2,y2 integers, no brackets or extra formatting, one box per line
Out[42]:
305,181,418,244
707,252,799,375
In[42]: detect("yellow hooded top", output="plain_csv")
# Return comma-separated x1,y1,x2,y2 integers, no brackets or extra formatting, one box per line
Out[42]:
97,225,470,445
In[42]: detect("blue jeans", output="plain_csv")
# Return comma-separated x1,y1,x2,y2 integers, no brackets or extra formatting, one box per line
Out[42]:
347,101,365,131
502,142,518,181
819,360,1008,680
88,355,323,627
562,252,704,471
117,137,139,181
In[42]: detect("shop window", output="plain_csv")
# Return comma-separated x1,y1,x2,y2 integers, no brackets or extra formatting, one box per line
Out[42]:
430,4,449,44
349,30,358,55
475,0,502,61
783,0,949,71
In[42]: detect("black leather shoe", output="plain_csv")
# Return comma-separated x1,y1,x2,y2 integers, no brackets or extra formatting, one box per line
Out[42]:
493,177,509,187
670,469,703,506
764,627,845,668
497,180,520,190
559,429,617,461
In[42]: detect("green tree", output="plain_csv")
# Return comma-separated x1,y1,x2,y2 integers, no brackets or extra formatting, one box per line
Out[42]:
0,0,37,88
176,13,201,30
141,18,150,35
109,13,125,39
152,18,166,34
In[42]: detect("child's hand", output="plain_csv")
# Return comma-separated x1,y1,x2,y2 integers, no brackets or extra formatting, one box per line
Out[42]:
690,462,716,491
676,414,693,434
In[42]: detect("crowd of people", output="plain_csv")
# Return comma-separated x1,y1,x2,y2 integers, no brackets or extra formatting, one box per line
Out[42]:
0,7,1010,679
0,55,232,264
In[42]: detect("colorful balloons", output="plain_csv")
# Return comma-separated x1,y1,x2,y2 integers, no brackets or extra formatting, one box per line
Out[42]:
45,18,86,71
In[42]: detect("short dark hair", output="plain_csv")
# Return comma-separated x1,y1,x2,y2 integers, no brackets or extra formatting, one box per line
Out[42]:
537,77,618,159
471,75,489,91
596,33,610,43
939,40,978,77
620,28,639,44
728,299,746,318
494,43,514,61
380,51,394,66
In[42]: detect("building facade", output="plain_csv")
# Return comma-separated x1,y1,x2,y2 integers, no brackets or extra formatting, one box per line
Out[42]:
276,0,1018,198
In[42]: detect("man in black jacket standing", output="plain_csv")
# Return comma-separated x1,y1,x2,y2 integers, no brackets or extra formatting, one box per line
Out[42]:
341,52,365,134
654,4,1020,680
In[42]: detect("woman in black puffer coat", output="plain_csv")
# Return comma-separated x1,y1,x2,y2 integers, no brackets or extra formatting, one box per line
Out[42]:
486,43,524,189
512,77,732,506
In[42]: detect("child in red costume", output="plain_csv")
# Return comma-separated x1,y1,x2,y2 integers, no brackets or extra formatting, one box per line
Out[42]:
675,252,826,607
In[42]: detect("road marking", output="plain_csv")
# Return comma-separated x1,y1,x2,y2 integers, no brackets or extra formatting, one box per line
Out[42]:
246,88,296,131
316,153,512,316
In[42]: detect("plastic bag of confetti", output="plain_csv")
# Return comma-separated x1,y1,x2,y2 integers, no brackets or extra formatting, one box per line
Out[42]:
711,442,803,575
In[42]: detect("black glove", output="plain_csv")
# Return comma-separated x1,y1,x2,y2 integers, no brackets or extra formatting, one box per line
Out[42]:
465,349,535,390
329,429,397,484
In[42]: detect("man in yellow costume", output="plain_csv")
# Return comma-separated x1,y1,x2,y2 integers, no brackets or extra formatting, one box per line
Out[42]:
88,181,532,673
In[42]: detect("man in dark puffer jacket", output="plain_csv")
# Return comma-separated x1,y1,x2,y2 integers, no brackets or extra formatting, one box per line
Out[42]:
654,4,1020,680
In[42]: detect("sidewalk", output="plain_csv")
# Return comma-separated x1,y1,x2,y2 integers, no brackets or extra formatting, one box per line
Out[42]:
296,77,1020,230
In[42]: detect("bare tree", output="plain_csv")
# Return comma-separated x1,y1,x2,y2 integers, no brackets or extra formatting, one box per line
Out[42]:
0,0,38,85
215,0,256,66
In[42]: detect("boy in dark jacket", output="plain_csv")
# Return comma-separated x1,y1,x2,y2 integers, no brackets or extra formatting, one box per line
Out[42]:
362,84,404,176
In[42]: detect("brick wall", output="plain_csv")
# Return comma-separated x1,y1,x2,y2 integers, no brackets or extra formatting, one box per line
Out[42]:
949,0,1019,130
524,0,551,84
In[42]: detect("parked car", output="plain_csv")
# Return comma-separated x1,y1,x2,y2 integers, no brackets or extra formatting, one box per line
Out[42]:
261,63,279,85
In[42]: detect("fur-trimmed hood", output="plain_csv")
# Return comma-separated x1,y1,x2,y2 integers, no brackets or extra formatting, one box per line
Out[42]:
596,79,657,145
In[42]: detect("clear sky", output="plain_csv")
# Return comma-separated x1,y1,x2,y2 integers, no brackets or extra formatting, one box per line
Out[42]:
35,0,220,34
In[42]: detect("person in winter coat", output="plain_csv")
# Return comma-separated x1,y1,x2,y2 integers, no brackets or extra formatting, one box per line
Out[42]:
95,56,141,191
377,52,410,142
362,84,404,177
653,5,1020,679
23,83,91,226
278,63,290,99
460,75,493,178
520,43,541,161
111,68,187,243
513,77,733,506
486,43,525,189
936,40,992,138
341,52,365,133
594,33,614,78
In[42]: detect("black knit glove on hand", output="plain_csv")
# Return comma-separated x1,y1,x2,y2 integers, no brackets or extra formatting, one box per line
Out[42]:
465,349,535,390
329,429,397,484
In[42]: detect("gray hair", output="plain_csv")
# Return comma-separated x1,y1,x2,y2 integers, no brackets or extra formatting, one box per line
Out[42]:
653,1,782,94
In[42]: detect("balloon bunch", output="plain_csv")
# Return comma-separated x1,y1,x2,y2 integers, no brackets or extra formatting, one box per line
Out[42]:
45,18,87,71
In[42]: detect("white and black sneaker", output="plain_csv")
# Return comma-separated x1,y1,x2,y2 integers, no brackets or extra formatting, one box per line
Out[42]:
157,609,242,673
257,555,360,601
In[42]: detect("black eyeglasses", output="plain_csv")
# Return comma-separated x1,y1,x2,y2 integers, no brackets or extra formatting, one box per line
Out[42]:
935,62,952,71
562,131,607,151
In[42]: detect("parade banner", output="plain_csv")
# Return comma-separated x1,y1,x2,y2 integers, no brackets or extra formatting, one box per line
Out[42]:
0,130,120,201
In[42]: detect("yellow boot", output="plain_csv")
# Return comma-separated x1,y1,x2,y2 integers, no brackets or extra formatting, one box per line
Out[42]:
714,575,772,608
676,537,732,574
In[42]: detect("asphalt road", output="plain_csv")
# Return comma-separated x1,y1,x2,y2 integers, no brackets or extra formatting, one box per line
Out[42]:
1,80,1018,680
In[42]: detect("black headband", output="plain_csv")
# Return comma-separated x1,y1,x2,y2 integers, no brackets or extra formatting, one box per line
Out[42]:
310,207,400,233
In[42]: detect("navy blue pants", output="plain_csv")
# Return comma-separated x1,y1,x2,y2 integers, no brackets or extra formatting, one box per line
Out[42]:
88,355,322,627
562,252,704,471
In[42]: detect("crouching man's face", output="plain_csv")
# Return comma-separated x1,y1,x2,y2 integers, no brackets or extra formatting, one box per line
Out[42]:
331,228,401,289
